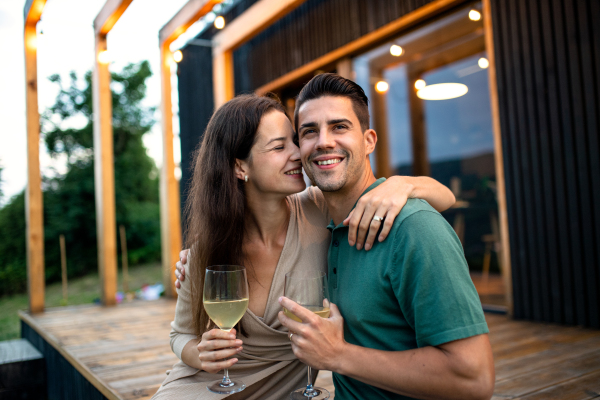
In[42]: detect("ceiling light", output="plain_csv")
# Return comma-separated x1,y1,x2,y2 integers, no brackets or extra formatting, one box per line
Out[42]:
417,83,468,100
375,81,389,93
173,50,183,63
469,9,481,21
214,16,225,29
414,79,426,90
478,57,489,69
390,44,403,57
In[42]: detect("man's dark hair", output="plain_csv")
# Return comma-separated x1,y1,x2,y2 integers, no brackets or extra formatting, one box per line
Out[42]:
294,73,370,139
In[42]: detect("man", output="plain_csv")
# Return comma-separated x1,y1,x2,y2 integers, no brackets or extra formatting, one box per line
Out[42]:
277,73,494,400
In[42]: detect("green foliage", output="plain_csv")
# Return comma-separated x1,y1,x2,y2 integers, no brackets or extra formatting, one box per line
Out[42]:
0,61,162,297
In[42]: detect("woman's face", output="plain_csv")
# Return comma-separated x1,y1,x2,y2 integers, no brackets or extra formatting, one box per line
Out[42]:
242,110,306,197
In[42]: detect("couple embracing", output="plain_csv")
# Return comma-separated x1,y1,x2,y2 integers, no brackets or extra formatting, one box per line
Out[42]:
153,73,494,400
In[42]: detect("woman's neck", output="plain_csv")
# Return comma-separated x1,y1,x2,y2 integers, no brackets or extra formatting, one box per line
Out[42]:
244,190,290,248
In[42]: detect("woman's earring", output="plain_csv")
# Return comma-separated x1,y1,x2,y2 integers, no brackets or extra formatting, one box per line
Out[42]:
244,175,248,183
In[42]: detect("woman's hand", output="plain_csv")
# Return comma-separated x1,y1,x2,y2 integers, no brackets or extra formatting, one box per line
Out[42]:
343,176,455,250
174,249,189,289
197,328,243,374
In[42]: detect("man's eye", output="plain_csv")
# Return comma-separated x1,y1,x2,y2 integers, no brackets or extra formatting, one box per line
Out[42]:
302,129,316,136
334,124,347,130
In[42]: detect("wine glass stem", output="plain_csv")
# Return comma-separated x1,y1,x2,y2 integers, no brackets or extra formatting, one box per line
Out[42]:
304,366,318,395
221,368,233,387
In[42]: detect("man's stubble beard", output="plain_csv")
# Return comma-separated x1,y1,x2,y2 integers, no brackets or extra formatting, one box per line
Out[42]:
304,150,363,193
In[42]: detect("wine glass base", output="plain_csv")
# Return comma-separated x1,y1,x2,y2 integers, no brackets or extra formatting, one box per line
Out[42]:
207,379,246,394
290,386,330,400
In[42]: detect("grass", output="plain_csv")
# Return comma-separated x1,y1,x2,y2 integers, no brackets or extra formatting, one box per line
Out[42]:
0,262,163,341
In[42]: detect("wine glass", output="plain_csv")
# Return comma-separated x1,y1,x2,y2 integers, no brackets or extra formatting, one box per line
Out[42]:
284,270,330,400
203,265,249,394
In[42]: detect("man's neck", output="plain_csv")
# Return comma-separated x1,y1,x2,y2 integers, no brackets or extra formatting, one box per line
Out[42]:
323,170,377,226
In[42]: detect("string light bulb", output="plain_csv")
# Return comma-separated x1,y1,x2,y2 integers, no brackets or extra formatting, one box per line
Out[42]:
469,9,481,21
173,50,183,63
214,16,225,29
390,44,403,57
375,81,389,93
478,57,489,69
98,50,110,64
414,79,426,90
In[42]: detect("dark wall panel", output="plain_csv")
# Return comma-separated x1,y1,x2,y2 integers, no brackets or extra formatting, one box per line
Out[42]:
491,0,600,328
233,0,439,93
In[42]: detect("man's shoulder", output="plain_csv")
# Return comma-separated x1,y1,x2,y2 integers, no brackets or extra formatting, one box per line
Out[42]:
393,198,442,228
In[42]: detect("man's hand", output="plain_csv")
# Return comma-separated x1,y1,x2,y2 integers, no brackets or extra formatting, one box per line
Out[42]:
277,296,347,371
174,249,189,289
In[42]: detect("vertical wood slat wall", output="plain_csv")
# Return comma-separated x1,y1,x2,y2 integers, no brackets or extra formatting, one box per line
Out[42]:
491,0,600,328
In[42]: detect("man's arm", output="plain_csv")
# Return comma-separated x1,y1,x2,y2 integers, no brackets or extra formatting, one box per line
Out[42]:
278,298,494,400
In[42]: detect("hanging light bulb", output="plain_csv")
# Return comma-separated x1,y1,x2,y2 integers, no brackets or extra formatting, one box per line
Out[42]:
98,50,111,64
478,57,489,69
214,16,225,29
417,83,468,100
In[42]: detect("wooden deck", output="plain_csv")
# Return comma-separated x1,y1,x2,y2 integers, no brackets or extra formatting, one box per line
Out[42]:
20,299,600,399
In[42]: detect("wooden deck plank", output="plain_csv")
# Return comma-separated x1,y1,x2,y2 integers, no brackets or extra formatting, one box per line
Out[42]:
20,300,600,400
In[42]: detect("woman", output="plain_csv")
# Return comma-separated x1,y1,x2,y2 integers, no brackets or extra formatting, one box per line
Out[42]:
153,94,454,399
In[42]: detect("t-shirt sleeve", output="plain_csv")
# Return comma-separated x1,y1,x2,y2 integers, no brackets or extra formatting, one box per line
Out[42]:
391,210,489,348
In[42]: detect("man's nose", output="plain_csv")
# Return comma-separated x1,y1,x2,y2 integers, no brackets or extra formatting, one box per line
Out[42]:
315,129,335,150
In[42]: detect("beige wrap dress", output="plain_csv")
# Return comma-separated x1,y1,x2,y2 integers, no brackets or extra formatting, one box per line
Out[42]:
153,187,331,399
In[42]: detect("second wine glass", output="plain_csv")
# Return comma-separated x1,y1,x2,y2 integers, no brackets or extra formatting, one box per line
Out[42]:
284,270,330,400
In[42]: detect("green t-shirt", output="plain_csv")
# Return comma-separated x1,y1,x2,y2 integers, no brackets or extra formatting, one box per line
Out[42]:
327,178,488,400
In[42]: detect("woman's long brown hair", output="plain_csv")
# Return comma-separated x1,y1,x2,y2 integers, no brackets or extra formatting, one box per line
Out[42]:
184,94,286,336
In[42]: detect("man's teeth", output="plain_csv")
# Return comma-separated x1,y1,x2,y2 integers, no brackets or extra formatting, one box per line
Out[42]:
317,159,342,166
285,169,301,175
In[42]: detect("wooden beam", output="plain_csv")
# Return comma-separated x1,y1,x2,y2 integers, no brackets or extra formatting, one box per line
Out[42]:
94,0,134,36
483,0,513,315
256,0,463,94
213,50,234,109
93,33,117,306
159,46,182,298
212,0,307,54
159,0,222,46
24,0,46,313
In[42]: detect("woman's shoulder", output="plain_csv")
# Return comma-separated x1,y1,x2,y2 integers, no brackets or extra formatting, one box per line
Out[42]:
287,186,328,220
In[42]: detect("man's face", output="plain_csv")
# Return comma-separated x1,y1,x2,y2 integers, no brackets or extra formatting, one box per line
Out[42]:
297,96,374,192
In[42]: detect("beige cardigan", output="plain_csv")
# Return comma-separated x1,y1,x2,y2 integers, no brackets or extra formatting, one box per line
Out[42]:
153,188,330,400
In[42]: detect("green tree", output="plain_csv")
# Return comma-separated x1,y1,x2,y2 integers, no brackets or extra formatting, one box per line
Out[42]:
0,61,161,297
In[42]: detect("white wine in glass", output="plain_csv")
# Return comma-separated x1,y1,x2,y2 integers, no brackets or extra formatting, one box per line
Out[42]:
203,265,249,394
284,270,330,400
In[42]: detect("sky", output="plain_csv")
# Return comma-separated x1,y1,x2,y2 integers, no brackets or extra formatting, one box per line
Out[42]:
0,0,193,206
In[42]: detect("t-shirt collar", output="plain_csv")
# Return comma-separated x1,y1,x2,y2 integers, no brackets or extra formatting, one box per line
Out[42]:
326,177,387,231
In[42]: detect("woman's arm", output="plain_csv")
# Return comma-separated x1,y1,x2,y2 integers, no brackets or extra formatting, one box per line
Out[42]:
344,176,455,250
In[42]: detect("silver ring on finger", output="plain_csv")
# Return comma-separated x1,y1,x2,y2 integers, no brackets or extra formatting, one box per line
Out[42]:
373,215,383,222
289,332,294,341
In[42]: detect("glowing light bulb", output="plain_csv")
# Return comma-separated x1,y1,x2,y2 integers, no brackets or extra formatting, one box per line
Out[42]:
478,57,489,69
417,83,468,100
173,50,183,63
98,50,110,64
414,79,426,90
214,16,225,29
469,9,481,21
390,44,403,57
375,81,389,93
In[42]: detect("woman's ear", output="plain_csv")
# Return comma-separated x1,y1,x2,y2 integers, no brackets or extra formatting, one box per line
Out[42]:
234,159,247,181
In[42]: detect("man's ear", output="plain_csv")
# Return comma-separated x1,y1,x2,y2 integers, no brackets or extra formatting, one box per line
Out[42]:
364,129,377,156
234,159,247,181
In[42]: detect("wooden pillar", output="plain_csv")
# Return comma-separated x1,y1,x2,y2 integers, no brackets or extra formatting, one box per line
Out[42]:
483,0,513,315
93,33,117,306
370,70,392,178
336,58,353,80
159,45,182,298
213,50,234,109
24,15,45,314
406,67,430,177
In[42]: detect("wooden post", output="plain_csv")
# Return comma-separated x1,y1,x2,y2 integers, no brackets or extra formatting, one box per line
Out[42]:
212,50,234,109
24,0,47,314
119,225,129,293
59,234,67,304
91,0,134,307
159,45,182,298
483,0,513,315
93,33,117,306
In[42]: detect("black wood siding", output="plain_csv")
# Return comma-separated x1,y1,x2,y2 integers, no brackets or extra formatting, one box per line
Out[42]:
491,0,600,328
234,0,439,93
22,322,107,400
